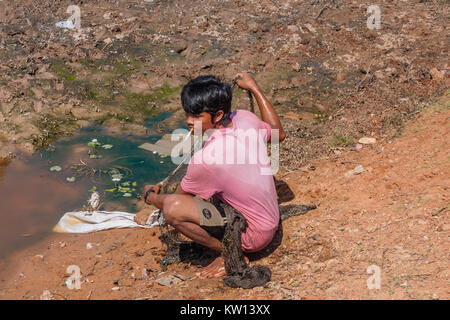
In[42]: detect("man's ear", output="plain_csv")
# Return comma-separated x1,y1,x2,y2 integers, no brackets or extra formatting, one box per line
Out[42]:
213,110,224,124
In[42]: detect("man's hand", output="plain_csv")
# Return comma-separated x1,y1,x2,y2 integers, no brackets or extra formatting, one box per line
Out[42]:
142,182,163,204
234,72,258,92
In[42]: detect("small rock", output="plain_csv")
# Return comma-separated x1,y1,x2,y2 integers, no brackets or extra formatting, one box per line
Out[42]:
312,262,325,273
173,273,189,281
336,72,347,83
247,21,259,33
355,143,363,151
156,275,182,286
292,62,301,72
430,68,444,82
31,254,44,263
400,281,408,287
283,111,300,121
315,103,327,112
299,36,310,45
358,137,376,144
193,15,208,29
111,286,120,291
173,39,188,53
345,165,364,177
353,165,364,174
326,258,339,268
140,268,150,279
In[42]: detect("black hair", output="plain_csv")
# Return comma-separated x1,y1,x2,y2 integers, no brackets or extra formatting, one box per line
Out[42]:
181,75,232,124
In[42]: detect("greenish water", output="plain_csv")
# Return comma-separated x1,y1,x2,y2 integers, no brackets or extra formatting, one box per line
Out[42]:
40,113,179,212
0,112,186,259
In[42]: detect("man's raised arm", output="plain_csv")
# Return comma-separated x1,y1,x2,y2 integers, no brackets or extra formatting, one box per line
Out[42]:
235,72,286,142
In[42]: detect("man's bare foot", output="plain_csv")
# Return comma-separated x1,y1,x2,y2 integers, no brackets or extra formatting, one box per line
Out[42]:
197,256,225,279
197,256,250,279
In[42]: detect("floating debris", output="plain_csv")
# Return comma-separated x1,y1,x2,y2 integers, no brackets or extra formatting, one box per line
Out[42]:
111,173,123,182
87,139,101,148
88,192,100,211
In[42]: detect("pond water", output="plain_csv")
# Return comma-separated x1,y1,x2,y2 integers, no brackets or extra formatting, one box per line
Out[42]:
0,112,186,259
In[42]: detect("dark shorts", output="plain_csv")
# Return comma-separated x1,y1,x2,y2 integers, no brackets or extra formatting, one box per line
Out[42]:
194,196,228,240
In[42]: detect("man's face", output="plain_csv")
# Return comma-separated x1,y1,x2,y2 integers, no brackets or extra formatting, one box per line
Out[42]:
185,111,222,134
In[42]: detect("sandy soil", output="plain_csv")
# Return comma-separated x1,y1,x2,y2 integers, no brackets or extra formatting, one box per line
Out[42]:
0,92,447,300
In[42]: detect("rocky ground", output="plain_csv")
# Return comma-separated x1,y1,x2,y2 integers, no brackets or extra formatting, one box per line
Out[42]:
0,0,448,300
0,0,448,165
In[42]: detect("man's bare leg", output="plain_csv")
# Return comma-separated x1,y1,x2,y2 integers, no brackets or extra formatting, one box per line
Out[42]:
162,194,226,278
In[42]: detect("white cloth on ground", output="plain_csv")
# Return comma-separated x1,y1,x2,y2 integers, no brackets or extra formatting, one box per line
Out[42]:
53,209,165,233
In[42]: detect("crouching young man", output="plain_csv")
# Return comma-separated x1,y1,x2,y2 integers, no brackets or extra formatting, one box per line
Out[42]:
142,73,286,278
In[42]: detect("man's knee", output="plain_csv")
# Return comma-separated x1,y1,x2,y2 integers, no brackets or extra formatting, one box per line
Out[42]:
162,196,183,226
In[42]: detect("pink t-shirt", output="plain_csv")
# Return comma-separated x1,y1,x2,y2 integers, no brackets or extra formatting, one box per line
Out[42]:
180,110,279,252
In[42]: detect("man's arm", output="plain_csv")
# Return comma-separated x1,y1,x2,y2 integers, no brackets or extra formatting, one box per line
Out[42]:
235,72,286,142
